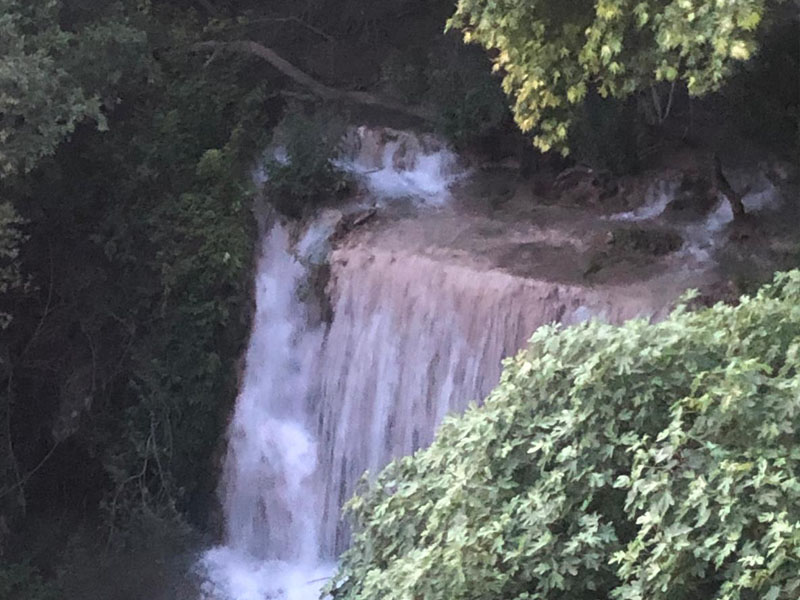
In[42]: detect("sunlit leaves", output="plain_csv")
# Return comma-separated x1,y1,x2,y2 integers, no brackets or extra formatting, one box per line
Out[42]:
447,0,774,153
330,271,800,600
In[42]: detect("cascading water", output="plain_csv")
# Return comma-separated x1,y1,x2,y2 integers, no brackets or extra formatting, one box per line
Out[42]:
607,171,782,265
336,126,466,202
198,127,706,599
311,247,670,555
199,224,331,600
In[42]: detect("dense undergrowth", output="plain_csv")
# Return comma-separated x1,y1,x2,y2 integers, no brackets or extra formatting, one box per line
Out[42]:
0,1,268,589
331,271,800,600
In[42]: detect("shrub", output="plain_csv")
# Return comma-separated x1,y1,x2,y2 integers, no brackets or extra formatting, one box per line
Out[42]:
425,40,509,147
378,37,510,148
265,108,350,219
330,271,800,600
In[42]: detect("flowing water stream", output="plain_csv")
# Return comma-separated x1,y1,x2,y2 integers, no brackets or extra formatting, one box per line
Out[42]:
198,128,471,600
196,127,734,599
199,224,331,600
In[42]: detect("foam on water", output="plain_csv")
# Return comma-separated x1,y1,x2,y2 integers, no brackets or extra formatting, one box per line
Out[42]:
197,223,327,599
607,179,679,222
200,548,333,600
336,126,466,203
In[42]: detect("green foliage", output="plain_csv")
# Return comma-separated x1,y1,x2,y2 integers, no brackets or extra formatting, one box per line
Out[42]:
426,41,510,148
380,37,510,147
448,0,781,154
721,18,799,153
265,108,350,218
0,561,57,600
568,93,640,173
0,202,26,329
0,0,267,541
0,0,107,177
81,55,264,533
330,270,800,600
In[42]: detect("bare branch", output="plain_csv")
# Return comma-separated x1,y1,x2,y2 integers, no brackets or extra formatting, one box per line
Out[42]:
714,154,746,221
662,80,676,124
191,40,435,122
227,16,336,42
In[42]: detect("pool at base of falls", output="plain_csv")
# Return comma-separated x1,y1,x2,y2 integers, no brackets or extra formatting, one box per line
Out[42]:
197,548,334,600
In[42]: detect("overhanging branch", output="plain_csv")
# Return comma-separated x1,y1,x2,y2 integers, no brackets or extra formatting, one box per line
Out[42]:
191,40,435,122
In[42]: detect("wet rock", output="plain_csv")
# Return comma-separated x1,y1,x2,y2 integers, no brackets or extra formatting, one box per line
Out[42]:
552,165,618,206
664,172,717,219
345,207,377,230
478,156,522,172
296,209,344,266
765,157,799,184
606,226,683,256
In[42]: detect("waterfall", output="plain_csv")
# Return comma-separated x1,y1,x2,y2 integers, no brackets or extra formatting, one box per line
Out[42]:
199,224,331,600
336,126,466,203
312,247,675,555
220,224,322,561
197,127,694,599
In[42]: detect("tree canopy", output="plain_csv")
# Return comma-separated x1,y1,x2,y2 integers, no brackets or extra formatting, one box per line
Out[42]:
330,270,800,600
448,0,785,153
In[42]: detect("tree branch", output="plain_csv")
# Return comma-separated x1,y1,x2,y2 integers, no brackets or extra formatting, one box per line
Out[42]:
191,40,435,122
217,16,336,42
714,154,746,222
662,80,676,124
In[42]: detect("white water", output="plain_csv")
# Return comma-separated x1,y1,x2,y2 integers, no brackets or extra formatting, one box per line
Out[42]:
198,225,332,600
608,179,679,222
682,174,781,264
198,133,469,599
336,126,466,203
608,173,782,265
310,247,669,555
197,130,708,599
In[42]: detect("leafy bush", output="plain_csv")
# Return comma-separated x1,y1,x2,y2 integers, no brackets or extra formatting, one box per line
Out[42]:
2,32,264,540
265,108,350,219
330,271,800,600
721,18,799,154
448,0,775,154
426,41,510,148
378,37,510,148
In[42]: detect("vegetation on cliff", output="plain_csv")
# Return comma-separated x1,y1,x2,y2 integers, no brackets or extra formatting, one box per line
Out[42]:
331,270,800,600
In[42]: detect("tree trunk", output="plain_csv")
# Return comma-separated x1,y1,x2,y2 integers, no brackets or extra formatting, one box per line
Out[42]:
714,154,746,221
